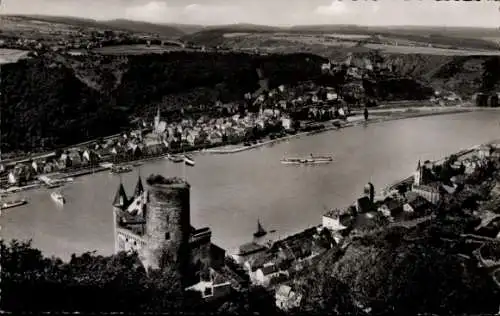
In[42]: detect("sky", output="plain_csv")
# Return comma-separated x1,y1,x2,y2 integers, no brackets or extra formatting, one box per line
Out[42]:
0,0,499,27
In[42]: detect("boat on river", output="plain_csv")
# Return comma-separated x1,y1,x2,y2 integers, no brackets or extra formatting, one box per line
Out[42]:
51,191,65,205
183,155,195,167
281,154,333,165
253,219,267,238
166,154,185,163
1,199,28,210
110,165,133,174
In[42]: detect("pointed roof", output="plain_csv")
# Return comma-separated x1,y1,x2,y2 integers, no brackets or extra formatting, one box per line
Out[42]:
156,106,161,119
113,181,128,208
416,160,421,171
133,175,144,197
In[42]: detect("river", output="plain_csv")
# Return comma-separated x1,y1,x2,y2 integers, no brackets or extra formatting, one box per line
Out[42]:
2,111,500,260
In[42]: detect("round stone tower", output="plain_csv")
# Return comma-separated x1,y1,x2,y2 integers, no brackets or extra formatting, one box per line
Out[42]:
144,175,191,273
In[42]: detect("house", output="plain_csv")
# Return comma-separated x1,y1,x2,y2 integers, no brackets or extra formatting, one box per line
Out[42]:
478,145,493,159
322,208,352,232
275,285,303,311
185,271,232,300
403,195,433,218
412,182,441,204
351,211,385,233
233,242,268,264
255,263,280,286
378,198,404,218
281,117,292,130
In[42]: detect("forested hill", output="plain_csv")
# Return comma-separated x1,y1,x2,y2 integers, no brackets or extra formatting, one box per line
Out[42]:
1,51,327,153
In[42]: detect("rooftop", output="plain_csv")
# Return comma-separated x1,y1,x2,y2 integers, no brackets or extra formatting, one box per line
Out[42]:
238,242,267,255
146,175,189,187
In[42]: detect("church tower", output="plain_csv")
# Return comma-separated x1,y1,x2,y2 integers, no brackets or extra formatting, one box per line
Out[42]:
154,106,161,133
414,160,423,187
364,182,375,203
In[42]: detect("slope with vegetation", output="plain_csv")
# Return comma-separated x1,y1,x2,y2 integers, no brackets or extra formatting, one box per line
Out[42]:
1,239,281,314
1,51,327,153
291,214,500,315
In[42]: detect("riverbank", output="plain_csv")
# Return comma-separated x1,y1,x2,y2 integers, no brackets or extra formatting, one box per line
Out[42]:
1,106,496,195
203,106,494,155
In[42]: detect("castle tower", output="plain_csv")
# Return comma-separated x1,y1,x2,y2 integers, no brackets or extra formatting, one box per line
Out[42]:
414,160,423,186
144,175,191,280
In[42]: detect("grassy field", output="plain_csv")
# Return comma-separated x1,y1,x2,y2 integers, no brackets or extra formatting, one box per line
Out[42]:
0,49,30,64
92,44,194,55
364,43,500,56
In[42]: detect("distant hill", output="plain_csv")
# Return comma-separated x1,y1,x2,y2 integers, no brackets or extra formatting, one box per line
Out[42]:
1,15,186,39
101,19,185,38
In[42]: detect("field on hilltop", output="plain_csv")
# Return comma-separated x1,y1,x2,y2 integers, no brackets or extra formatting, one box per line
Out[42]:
0,15,188,39
182,28,500,55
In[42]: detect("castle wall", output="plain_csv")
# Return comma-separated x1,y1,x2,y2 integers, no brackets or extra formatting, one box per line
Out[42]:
116,227,147,254
144,180,191,273
189,229,212,282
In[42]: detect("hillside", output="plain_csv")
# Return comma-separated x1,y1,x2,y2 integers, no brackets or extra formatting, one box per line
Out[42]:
100,19,185,38
2,48,500,153
0,15,185,39
0,51,327,152
182,25,500,51
317,220,500,315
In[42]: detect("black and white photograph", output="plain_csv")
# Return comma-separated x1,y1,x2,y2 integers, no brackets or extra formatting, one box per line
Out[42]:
1,0,500,313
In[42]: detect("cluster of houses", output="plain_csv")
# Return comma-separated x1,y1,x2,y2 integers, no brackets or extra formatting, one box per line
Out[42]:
323,145,500,238
231,225,335,311
5,148,100,185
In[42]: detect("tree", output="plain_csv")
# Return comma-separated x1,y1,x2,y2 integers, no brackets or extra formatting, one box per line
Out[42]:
0,240,198,312
323,224,499,315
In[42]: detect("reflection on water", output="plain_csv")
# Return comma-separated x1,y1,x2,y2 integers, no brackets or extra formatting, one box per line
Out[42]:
1,111,500,260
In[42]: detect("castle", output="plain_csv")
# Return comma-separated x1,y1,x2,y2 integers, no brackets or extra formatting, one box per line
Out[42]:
112,174,226,287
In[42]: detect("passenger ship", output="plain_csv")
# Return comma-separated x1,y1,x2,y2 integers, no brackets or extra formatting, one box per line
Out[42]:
281,154,333,165
110,165,133,174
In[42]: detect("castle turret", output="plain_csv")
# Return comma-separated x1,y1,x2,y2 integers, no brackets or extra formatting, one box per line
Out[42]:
133,174,144,197
113,181,129,209
144,175,191,282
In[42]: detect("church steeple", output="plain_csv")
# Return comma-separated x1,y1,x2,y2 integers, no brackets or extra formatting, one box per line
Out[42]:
414,159,423,187
113,180,129,209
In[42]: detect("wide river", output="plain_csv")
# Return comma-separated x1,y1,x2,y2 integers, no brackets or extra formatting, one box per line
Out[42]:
2,111,500,260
